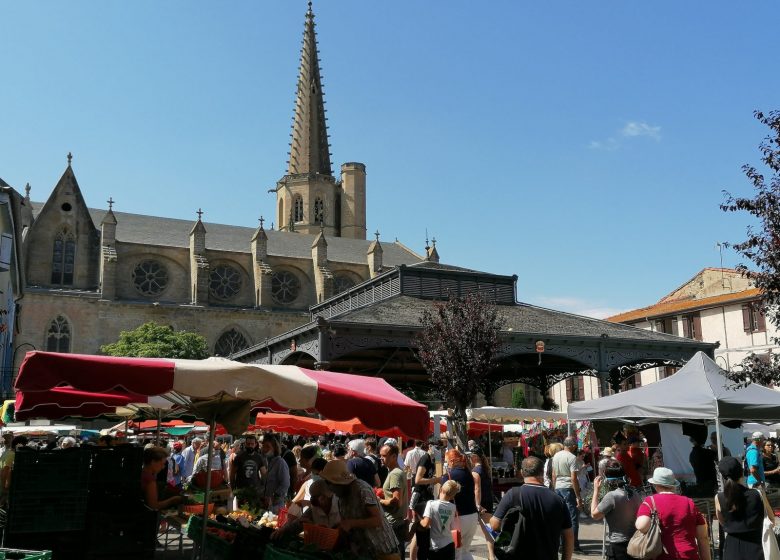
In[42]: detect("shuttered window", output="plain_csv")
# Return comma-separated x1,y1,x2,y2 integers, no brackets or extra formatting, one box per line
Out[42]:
742,303,767,333
682,314,702,341
566,377,585,402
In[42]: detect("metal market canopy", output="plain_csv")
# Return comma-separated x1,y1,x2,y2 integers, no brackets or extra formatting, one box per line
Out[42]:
14,351,430,439
468,406,568,423
567,351,780,422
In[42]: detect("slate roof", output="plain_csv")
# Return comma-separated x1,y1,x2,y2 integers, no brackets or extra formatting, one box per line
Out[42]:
329,294,708,345
31,203,423,267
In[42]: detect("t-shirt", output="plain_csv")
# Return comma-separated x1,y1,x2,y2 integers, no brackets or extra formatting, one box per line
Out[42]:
597,488,643,543
551,449,577,489
423,499,456,550
493,483,571,560
689,446,716,487
233,450,266,489
406,447,427,475
347,456,377,487
636,493,705,560
382,467,408,526
442,467,477,516
339,479,399,556
746,443,764,487
616,450,642,487
413,453,435,494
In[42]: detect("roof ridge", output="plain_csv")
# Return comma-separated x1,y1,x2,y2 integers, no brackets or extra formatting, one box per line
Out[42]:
608,287,762,323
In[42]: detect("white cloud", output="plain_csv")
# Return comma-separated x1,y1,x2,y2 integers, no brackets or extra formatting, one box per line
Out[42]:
621,121,661,140
531,296,626,320
589,120,662,150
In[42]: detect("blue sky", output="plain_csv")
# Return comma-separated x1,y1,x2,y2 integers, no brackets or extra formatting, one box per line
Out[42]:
1,1,777,318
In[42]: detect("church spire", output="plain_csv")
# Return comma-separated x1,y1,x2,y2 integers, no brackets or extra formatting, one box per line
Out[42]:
287,2,332,177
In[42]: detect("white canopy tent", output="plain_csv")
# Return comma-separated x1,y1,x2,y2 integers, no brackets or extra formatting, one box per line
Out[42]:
567,351,780,459
467,406,569,460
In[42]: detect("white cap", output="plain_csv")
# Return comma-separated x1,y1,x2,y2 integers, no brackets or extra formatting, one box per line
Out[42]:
752,431,765,440
347,438,366,456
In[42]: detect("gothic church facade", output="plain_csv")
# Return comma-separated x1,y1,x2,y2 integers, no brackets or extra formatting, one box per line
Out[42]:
11,5,423,374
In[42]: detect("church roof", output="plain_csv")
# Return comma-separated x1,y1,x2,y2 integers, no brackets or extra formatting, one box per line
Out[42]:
0,177,9,188
31,203,423,267
286,3,332,177
330,294,706,345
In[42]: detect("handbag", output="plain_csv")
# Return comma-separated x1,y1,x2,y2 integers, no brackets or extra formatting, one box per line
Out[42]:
451,510,462,549
627,495,664,560
757,488,780,560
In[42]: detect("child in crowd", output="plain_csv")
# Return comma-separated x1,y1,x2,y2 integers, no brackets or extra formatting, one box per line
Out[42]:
420,480,461,560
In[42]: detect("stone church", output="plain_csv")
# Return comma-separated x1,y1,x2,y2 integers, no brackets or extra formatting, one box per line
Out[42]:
12,4,425,372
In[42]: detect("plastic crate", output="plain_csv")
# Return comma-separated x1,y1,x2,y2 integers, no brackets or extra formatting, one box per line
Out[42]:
0,549,52,560
11,449,90,494
186,516,236,560
6,494,89,534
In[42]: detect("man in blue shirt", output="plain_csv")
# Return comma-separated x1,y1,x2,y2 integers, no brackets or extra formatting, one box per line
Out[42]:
746,431,765,487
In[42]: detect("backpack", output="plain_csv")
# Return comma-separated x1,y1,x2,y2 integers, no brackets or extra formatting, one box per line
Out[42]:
494,503,528,560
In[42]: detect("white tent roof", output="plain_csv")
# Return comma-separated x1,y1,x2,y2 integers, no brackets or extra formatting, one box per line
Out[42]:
468,406,567,423
567,351,780,422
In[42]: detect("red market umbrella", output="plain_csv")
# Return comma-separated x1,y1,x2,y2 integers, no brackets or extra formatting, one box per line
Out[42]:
252,412,329,436
15,386,147,419
15,352,430,440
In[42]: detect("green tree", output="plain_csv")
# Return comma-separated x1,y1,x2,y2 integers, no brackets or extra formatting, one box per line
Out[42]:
511,386,526,408
415,294,503,450
721,110,780,385
101,322,209,359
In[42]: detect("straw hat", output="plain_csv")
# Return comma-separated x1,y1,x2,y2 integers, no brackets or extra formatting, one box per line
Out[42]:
320,460,357,485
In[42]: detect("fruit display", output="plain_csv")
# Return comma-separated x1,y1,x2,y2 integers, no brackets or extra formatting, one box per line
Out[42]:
256,511,279,529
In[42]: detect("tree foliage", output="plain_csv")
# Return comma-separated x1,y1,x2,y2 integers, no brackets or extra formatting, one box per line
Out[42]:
721,110,780,385
415,294,503,449
511,386,526,408
101,322,209,359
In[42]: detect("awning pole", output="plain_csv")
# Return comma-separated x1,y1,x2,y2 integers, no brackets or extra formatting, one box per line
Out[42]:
488,421,493,462
199,414,217,559
715,418,724,461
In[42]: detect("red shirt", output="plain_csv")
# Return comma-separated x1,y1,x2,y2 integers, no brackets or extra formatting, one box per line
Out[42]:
637,493,705,560
616,450,642,487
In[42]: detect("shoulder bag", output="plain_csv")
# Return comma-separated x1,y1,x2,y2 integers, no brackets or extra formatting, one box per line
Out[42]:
627,495,664,560
758,488,780,560
451,509,462,549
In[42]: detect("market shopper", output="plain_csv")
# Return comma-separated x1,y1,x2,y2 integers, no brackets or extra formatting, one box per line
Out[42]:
141,446,183,510
379,444,409,560
347,439,381,487
689,436,717,495
320,459,400,559
762,439,780,486
272,479,342,540
410,441,442,560
180,437,202,480
470,447,495,560
189,439,226,487
441,449,479,560
745,431,765,487
262,434,290,512
634,467,711,560
231,434,267,508
490,456,573,560
613,433,642,488
406,440,427,476
552,437,584,554
715,456,766,560
590,460,642,560
419,480,461,560
168,441,185,488
291,445,320,502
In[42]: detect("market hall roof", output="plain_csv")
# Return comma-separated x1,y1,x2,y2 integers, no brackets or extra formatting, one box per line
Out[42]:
233,262,715,381
31,203,423,266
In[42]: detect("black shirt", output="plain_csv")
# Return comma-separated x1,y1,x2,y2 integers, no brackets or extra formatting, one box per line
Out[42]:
717,485,763,540
443,467,477,515
689,446,717,487
493,483,572,560
233,449,266,489
413,453,435,493
347,457,377,487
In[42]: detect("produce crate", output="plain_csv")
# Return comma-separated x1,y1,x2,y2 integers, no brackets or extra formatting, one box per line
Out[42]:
186,515,237,560
0,548,52,560
263,544,323,560
6,494,89,534
10,449,90,494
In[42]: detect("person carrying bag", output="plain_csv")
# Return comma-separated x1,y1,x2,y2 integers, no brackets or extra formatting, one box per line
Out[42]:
757,487,780,560
627,495,663,559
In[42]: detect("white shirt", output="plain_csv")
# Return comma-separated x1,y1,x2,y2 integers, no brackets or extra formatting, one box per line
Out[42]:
406,447,427,475
424,499,456,550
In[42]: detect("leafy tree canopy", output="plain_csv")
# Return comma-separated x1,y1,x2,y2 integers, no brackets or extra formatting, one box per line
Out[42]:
101,322,209,359
721,110,780,385
415,293,503,449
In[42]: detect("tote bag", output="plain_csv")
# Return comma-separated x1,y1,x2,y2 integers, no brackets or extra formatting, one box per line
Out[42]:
627,495,663,560
758,489,780,560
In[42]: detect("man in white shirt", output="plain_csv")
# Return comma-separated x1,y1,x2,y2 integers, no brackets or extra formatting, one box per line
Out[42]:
405,440,427,476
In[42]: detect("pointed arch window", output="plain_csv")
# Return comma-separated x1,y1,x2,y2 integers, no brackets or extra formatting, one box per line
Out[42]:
214,329,249,357
46,316,71,353
293,195,304,223
313,197,324,225
51,230,76,286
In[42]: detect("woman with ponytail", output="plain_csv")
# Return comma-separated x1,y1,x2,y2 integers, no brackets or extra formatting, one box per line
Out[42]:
715,456,766,559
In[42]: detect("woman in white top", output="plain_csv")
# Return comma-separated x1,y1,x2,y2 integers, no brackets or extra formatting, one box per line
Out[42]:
420,480,461,560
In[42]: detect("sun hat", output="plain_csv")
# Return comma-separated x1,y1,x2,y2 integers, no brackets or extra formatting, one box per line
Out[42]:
320,460,357,485
752,431,765,441
648,467,679,488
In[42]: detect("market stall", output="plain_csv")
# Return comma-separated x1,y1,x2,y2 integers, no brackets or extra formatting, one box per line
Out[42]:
14,350,430,557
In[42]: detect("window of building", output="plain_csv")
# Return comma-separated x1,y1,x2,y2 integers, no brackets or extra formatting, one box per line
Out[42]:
655,317,674,334
293,195,304,223
742,303,767,333
271,270,300,304
132,260,169,296
46,316,71,353
214,329,249,357
662,366,679,379
621,373,642,391
209,264,242,301
313,197,324,225
333,274,356,295
681,313,702,341
51,230,76,286
565,376,585,402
